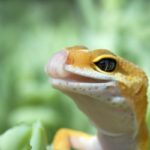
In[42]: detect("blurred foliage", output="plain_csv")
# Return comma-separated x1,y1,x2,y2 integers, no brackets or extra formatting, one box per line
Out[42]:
0,0,150,147
0,121,48,150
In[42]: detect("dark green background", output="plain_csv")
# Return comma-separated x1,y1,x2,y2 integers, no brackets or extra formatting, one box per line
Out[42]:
0,0,150,145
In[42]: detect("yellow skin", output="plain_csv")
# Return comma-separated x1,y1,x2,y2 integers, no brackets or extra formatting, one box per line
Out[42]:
45,46,149,150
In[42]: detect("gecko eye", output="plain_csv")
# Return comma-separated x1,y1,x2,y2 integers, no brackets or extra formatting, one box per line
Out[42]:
94,58,117,72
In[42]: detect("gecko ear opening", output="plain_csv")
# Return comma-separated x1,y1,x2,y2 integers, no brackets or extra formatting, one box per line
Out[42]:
94,58,117,72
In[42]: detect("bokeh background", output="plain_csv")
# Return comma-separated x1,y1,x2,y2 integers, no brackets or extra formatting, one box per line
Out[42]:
0,0,150,147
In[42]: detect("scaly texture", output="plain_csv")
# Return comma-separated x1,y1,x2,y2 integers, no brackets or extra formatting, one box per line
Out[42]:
46,46,149,150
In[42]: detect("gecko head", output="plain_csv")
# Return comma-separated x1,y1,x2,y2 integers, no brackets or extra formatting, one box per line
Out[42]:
45,46,148,137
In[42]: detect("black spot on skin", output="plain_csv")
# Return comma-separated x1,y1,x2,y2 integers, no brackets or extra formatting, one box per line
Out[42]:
107,98,111,101
73,88,76,91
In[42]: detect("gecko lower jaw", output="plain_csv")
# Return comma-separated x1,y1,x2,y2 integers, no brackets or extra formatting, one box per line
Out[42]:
49,78,115,91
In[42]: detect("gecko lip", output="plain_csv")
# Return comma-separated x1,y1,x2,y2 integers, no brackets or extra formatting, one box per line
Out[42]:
50,71,113,85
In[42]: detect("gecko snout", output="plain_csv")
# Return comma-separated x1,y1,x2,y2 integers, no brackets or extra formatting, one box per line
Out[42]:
45,50,69,78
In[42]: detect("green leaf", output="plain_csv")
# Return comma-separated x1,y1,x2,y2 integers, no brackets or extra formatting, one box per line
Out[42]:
0,125,31,150
30,121,47,150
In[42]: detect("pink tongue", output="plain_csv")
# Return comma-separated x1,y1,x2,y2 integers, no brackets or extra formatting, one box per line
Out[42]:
45,50,69,78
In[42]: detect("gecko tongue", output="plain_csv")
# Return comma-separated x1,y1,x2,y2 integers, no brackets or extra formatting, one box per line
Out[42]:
45,50,70,78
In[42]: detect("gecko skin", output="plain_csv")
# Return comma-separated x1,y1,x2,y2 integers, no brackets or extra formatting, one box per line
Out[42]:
45,46,149,150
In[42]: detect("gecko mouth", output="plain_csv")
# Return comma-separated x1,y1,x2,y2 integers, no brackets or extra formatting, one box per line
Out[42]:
49,65,114,86
50,72,110,84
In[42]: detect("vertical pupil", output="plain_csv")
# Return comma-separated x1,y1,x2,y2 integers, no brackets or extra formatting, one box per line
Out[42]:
100,60,108,70
95,58,116,72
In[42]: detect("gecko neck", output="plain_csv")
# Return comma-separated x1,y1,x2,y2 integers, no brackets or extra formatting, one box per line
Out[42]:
66,92,138,150
97,131,137,150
